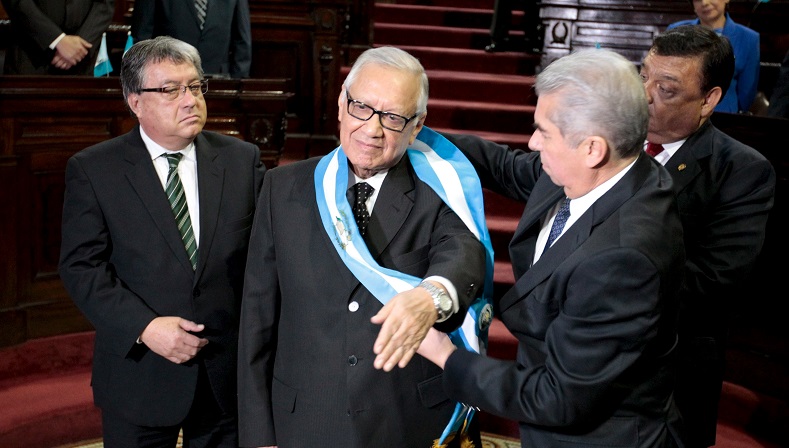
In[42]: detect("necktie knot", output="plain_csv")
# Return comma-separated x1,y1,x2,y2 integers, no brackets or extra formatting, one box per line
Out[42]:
646,142,665,157
352,182,374,236
544,197,571,251
165,153,183,171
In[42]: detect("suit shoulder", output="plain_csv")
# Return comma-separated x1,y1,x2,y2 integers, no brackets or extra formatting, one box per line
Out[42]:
70,131,137,162
708,125,769,164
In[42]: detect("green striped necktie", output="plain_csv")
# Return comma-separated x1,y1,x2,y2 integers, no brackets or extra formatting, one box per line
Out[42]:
164,153,198,270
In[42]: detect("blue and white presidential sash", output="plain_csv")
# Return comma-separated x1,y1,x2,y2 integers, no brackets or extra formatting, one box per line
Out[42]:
314,126,494,445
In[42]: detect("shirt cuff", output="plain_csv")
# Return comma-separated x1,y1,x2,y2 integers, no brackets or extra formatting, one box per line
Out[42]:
50,33,66,50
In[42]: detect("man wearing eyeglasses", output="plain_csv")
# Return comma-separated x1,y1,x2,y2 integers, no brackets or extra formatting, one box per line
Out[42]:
59,36,266,447
237,46,488,448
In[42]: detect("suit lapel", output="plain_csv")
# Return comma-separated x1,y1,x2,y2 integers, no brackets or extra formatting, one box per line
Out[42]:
364,156,414,259
123,127,194,275
195,134,222,278
508,181,564,277
510,184,564,243
664,120,710,194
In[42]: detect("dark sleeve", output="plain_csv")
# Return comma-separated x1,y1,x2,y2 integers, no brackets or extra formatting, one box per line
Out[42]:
443,248,666,426
426,198,487,332
440,131,542,203
2,0,65,49
58,154,159,356
76,0,114,46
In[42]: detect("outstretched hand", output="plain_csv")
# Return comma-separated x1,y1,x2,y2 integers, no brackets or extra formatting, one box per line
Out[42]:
371,286,436,372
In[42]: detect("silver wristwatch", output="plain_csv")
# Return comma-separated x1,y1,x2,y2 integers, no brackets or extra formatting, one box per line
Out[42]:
419,281,453,323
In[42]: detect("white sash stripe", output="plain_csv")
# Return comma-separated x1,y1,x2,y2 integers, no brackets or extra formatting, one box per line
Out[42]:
410,140,480,240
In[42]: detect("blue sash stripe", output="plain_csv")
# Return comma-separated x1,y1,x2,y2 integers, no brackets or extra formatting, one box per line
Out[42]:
316,149,420,301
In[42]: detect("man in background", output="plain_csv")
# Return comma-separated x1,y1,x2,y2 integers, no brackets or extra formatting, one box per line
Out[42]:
132,0,252,78
640,25,775,447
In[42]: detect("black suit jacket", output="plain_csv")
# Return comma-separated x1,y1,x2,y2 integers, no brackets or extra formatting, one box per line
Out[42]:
237,154,486,448
59,126,265,426
441,132,686,448
1,0,114,74
132,0,252,78
668,119,775,445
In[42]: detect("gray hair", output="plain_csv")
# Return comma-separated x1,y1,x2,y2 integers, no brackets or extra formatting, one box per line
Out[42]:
343,46,429,115
535,48,648,158
120,36,204,102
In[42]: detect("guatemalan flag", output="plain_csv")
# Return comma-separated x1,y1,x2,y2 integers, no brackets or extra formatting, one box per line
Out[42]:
123,31,133,56
93,32,112,77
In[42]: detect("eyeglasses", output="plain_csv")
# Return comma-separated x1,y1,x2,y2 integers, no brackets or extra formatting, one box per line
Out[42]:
139,80,208,101
346,93,418,132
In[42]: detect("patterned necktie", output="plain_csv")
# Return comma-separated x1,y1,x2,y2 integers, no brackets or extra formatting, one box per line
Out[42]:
646,142,665,157
544,197,571,251
165,154,198,270
195,0,207,30
352,182,375,236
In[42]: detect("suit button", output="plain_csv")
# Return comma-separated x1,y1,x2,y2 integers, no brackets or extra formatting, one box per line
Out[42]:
348,355,358,366
348,301,359,312
193,288,201,298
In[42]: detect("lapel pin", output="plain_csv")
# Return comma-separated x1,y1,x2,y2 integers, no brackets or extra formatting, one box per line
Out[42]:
678,163,687,171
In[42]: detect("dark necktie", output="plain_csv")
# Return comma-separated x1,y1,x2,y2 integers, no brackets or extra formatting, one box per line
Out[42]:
195,0,207,30
544,197,571,252
646,142,665,157
164,154,198,270
352,182,375,236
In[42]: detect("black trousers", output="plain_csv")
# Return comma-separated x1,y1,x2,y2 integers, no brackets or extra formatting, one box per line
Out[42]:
101,363,237,448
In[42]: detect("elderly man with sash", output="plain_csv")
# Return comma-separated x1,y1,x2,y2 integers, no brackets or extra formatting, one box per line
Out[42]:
237,46,494,448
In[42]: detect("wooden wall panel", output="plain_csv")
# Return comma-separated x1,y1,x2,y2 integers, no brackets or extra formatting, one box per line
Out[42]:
248,1,352,159
539,0,789,71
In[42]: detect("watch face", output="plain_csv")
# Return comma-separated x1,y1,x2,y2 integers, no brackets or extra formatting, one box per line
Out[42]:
438,295,452,312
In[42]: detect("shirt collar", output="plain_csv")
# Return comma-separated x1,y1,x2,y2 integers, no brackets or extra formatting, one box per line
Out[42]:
140,126,196,162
